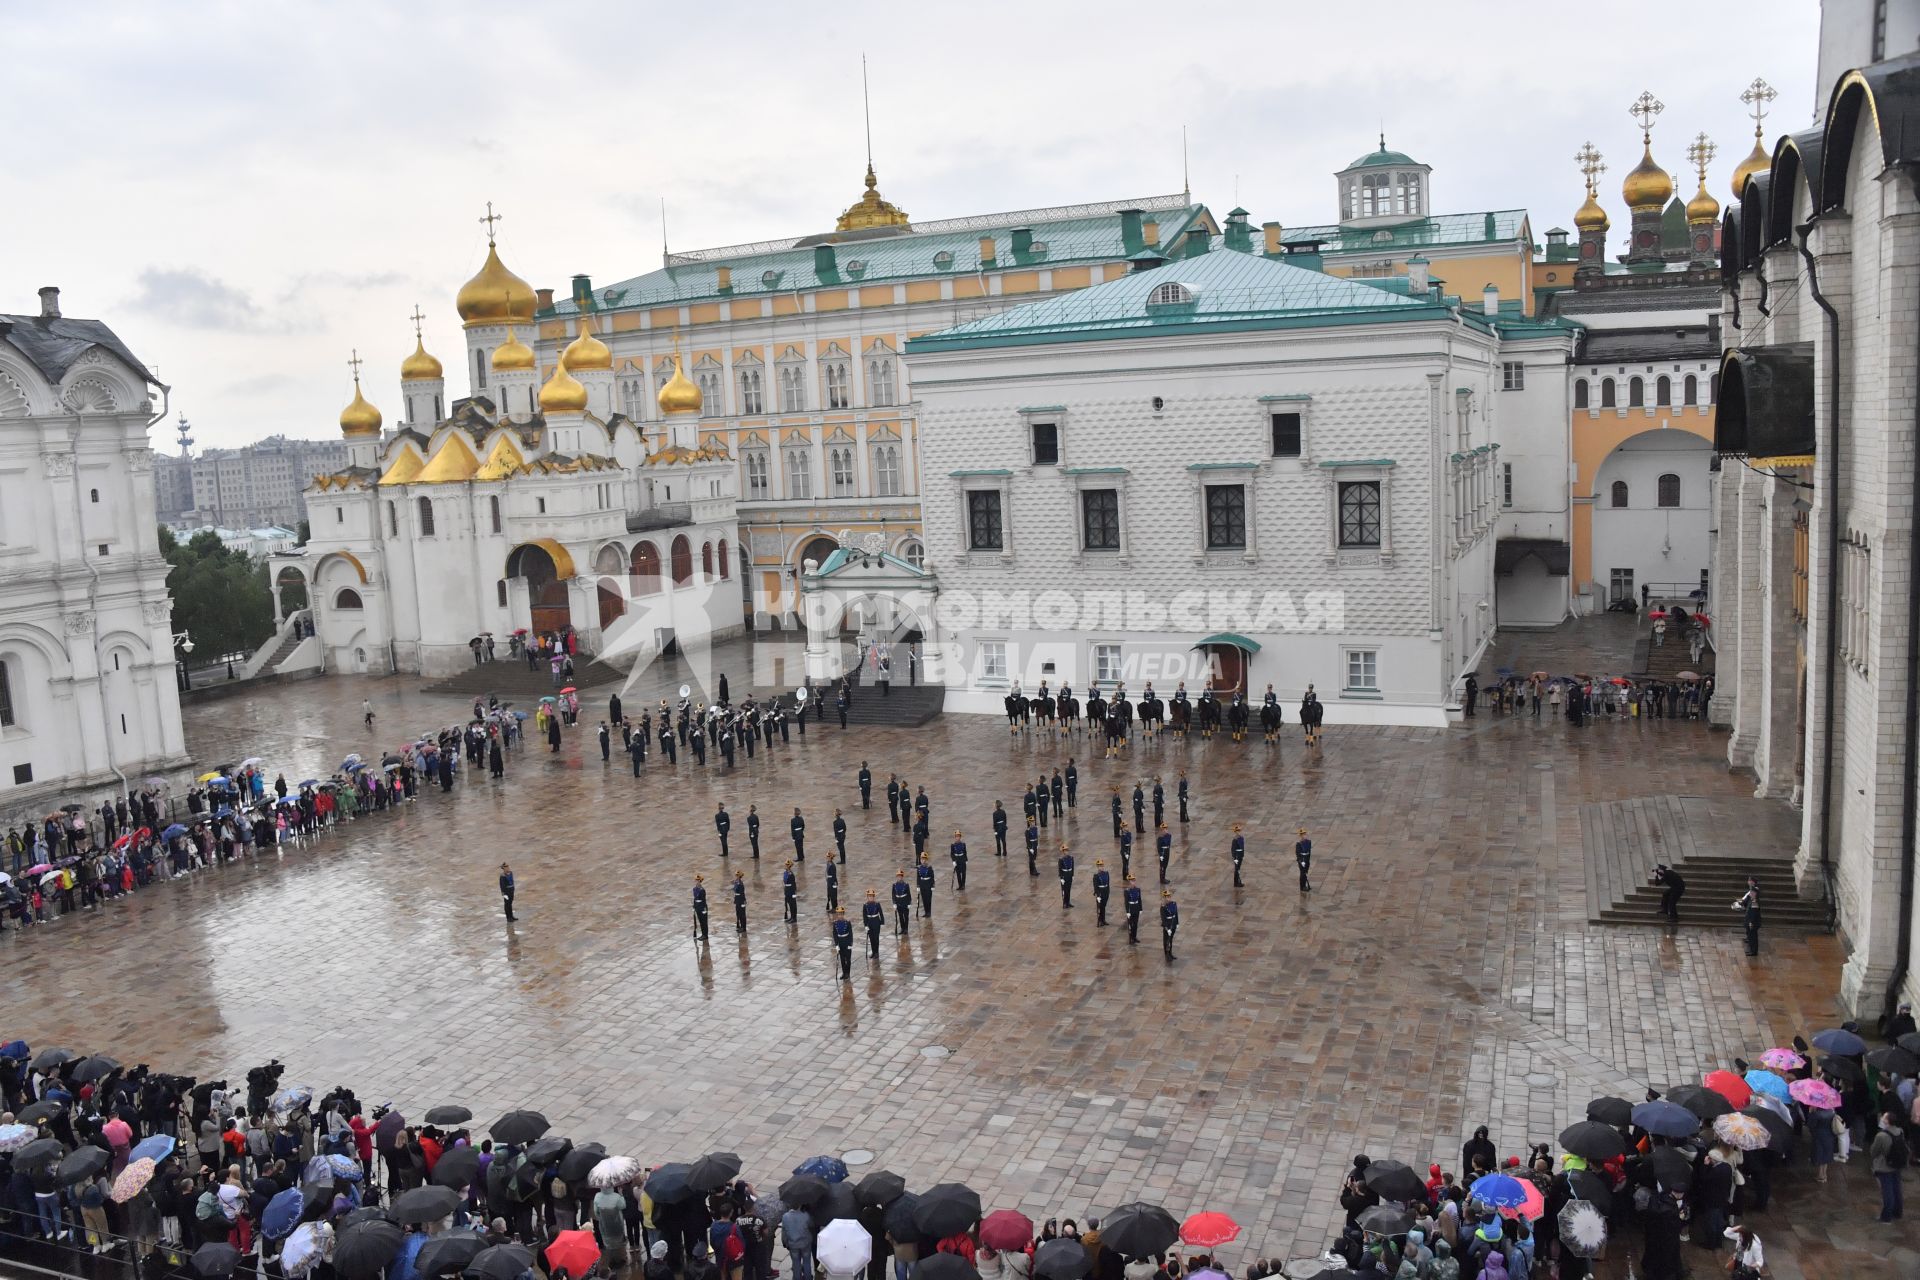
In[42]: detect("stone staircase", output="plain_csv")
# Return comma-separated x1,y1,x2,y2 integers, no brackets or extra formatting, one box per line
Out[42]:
813,684,945,729
1583,794,1828,929
420,655,628,699
252,628,306,674
1633,623,1717,681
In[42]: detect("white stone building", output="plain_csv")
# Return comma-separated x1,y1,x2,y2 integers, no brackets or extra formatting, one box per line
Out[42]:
0,288,189,808
904,220,1577,725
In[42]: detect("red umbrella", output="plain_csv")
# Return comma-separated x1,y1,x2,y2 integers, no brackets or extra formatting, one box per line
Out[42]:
1609,677,1631,686
1694,614,1711,626
980,1210,1035,1252
1647,610,1668,620
1498,1180,1546,1221
1703,1069,1753,1110
544,1228,601,1278
1180,1212,1240,1248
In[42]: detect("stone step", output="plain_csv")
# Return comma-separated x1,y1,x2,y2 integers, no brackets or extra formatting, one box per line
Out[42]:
815,686,944,729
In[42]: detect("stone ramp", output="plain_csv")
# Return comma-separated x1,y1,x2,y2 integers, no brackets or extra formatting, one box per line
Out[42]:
1583,794,1827,929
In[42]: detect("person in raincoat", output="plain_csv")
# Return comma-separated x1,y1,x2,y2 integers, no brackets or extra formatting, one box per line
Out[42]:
596,1185,631,1267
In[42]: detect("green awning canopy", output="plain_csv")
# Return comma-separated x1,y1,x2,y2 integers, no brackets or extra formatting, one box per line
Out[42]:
1192,632,1262,653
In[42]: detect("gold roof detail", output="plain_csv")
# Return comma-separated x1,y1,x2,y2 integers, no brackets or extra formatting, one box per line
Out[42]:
417,432,482,483
1573,191,1609,231
1684,132,1721,224
835,163,910,232
339,374,382,438
1621,143,1673,211
648,443,703,466
491,327,536,371
456,236,537,328
377,443,426,486
1686,181,1721,224
474,433,528,482
400,334,443,382
656,354,702,415
1731,134,1769,201
538,363,590,414
561,315,613,371
1732,76,1777,200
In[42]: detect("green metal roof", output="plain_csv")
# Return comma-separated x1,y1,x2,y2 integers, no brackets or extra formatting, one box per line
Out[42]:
909,247,1434,351
1282,210,1529,253
1194,632,1262,653
1348,147,1420,169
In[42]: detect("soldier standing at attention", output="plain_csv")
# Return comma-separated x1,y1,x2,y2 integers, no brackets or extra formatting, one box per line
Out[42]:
790,807,806,861
715,803,731,858
833,808,848,862
1156,822,1174,884
499,862,516,922
1036,775,1049,831
1132,782,1146,834
858,762,873,809
1119,828,1134,881
831,908,854,981
949,830,969,891
1178,771,1191,823
912,810,930,859
992,800,1008,856
1230,823,1247,888
1295,827,1312,893
732,870,748,933
598,721,611,763
1111,788,1124,839
862,889,885,958
1058,844,1076,909
1065,758,1079,808
747,804,762,859
692,874,710,941
1026,819,1041,876
891,870,912,935
1050,769,1064,819
898,777,914,833
825,858,840,915
1152,777,1165,828
915,853,936,918
782,861,798,923
628,725,646,776
1160,889,1180,960
886,774,901,824
1092,860,1112,926
1123,875,1143,944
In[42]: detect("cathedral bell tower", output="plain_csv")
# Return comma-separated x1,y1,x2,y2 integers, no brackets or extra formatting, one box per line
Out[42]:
399,306,446,426
1572,143,1610,280
1620,92,1675,266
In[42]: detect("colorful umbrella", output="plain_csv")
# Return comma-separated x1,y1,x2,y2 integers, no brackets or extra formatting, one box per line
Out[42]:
1743,1070,1791,1102
980,1209,1035,1251
1712,1112,1771,1151
111,1157,156,1203
1758,1047,1805,1071
1557,1202,1606,1258
1179,1211,1241,1248
1467,1174,1530,1210
795,1155,851,1183
0,1123,37,1152
196,771,223,783
544,1228,601,1278
588,1156,640,1189
1497,1180,1546,1221
1790,1078,1843,1109
282,1221,333,1277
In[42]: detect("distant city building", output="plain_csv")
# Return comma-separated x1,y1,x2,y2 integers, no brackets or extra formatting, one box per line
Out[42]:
153,433,350,527
164,521,300,559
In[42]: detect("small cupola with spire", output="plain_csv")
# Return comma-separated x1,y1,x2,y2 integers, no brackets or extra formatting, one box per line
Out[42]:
1335,134,1433,229
399,305,445,426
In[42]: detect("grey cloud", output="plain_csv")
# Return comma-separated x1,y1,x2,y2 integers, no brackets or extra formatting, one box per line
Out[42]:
221,372,299,397
127,268,302,334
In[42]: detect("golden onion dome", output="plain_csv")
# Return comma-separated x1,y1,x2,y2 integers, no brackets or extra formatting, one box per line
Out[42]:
1573,190,1610,231
835,163,911,232
491,327,536,372
1621,143,1674,211
561,317,612,371
400,335,443,382
1731,133,1770,201
455,242,537,328
339,379,382,437
656,354,702,415
1686,180,1721,224
538,363,589,414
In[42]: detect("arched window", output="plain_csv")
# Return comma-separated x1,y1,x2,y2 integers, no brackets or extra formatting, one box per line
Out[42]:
868,359,896,406
1147,282,1193,306
1709,373,1719,403
417,497,435,537
701,541,714,579
872,445,900,496
1610,480,1630,508
901,538,926,570
1655,376,1671,407
497,580,507,608
386,501,397,536
1600,378,1616,409
823,361,850,410
1573,379,1589,410
717,538,731,580
1657,473,1681,507
489,495,502,534
631,541,663,593
1683,374,1699,405
593,543,625,576
0,657,14,728
670,535,693,587
335,588,364,610
739,369,764,415
1628,377,1644,408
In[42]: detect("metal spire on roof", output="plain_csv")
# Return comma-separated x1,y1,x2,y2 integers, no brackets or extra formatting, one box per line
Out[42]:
863,53,873,171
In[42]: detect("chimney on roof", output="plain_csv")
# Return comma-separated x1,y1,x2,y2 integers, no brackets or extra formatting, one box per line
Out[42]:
1262,222,1284,255
536,287,555,311
1406,256,1430,295
38,287,60,320
571,275,593,308
1119,208,1143,245
716,266,733,293
978,236,997,266
1482,283,1500,315
1184,227,1210,258
1010,227,1033,256
814,243,838,275
1141,219,1160,247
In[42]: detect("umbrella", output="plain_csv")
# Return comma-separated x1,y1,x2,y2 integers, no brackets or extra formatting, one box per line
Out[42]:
1712,1113,1771,1151
780,1174,830,1208
1098,1202,1179,1258
161,823,188,839
1361,1160,1425,1203
30,1046,75,1072
883,1193,924,1245
1738,1106,1794,1151
1901,1031,1920,1056
131,1133,177,1163
393,1184,462,1225
326,1153,363,1181
263,1186,307,1239
557,1143,608,1184
524,1135,572,1166
416,1234,488,1279
855,1169,907,1208
1557,1202,1607,1258
1564,1170,1613,1212
432,1145,482,1190
271,1085,315,1114
816,1218,876,1274
303,1154,340,1187
1867,1045,1920,1075
1790,1078,1843,1109
1820,1055,1866,1083
196,771,224,783
980,1209,1035,1252
1743,1070,1791,1103
795,1154,851,1183
1648,1146,1694,1191
1812,1028,1867,1055
688,1150,744,1192
488,1110,548,1145
1702,1070,1753,1109
192,1242,242,1277
1586,1096,1633,1127
465,1243,536,1280
22,863,52,877
1758,1047,1805,1071
298,780,320,789
425,1105,473,1126
559,686,578,695
1355,1205,1413,1236
588,1156,641,1189
1666,1085,1735,1122
913,1183,983,1238
39,869,63,887
1467,1174,1529,1210
0,1123,37,1152
284,1222,333,1278
0,1040,26,1061
335,1219,406,1278
1557,1121,1628,1161
1498,1181,1546,1222
810,1181,858,1230
1180,1211,1241,1248
16,1100,64,1126
1034,1239,1091,1280
111,1157,157,1203
1674,670,1702,680
544,1228,601,1278
17,1136,67,1167
342,1206,393,1229
646,1162,699,1205
1631,1100,1701,1138
911,1256,980,1280
58,1146,110,1185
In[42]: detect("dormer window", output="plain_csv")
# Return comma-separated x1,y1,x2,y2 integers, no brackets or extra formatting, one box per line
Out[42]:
1147,282,1194,307
933,251,954,270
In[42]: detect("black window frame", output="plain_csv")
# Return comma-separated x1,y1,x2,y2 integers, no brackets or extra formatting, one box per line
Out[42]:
966,489,1004,551
1203,483,1247,550
1337,480,1382,549
1030,422,1059,466
1081,488,1120,551
1657,473,1681,508
1269,412,1302,458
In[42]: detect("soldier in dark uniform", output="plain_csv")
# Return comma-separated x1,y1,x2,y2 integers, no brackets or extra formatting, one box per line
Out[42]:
833,808,848,862
1110,788,1124,839
790,807,806,861
1133,782,1146,834
915,785,930,824
1036,776,1049,830
690,719,707,766
898,777,914,833
992,801,1008,856
1733,877,1762,955
831,908,854,981
862,889,884,957
732,871,748,932
719,720,735,769
1230,823,1247,888
1295,827,1312,892
858,762,873,809
1156,823,1173,883
714,803,731,858
912,811,929,858
598,721,612,762
1171,682,1191,737
1228,691,1249,742
825,858,840,915
1050,769,1064,819
1152,777,1165,828
1023,785,1038,829
1025,819,1040,876
1118,827,1134,881
778,704,790,744
887,774,902,824
1160,889,1179,960
1065,758,1079,808
1261,684,1281,744
949,830,968,890
1092,860,1111,926
747,805,762,859
658,716,677,765
1123,875,1143,944
692,875,710,941
1177,771,1191,823
891,870,911,935
1058,844,1075,908
628,727,647,776
915,854,935,918
499,862,516,921
1651,862,1684,921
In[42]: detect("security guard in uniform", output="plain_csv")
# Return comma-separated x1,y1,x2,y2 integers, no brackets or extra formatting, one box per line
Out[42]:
1092,860,1111,926
1132,783,1146,834
858,762,873,809
1156,823,1174,884
831,908,854,981
732,870,748,932
714,803,731,857
915,853,936,918
949,830,968,890
1230,823,1246,888
1118,828,1134,881
781,861,798,923
832,808,848,862
1123,875,1143,944
1058,844,1076,908
747,805,761,859
1160,889,1180,960
992,801,1008,856
692,874,710,941
891,870,912,936
862,889,885,957
1065,758,1079,808
790,807,807,861
824,858,840,915
1110,788,1124,839
1177,771,1190,822
898,777,914,833
1025,820,1040,875
1295,827,1312,892
1152,777,1165,828
886,774,902,824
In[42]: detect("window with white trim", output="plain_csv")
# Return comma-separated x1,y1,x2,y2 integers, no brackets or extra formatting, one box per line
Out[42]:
1030,421,1059,466
867,358,896,406
780,366,807,413
1344,648,1378,691
900,538,925,569
1094,643,1123,687
1501,362,1525,391
783,446,813,499
979,640,1008,682
739,369,764,415
1081,488,1120,551
871,444,901,496
698,372,723,415
1502,463,1513,508
744,449,769,499
1337,481,1382,548
1270,412,1302,458
1657,473,1680,508
0,658,14,727
829,446,855,497
823,360,850,410
966,489,1004,551
1204,484,1246,549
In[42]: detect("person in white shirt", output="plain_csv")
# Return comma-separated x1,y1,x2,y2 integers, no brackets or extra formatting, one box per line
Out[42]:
1722,1224,1764,1275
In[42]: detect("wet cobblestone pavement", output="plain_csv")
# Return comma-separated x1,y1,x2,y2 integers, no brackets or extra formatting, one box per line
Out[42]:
3,651,1911,1278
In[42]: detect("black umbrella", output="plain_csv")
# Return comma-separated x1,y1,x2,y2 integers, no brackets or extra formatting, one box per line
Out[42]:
810,1180,858,1230
30,1047,76,1073
15,1100,63,1126
1033,1239,1091,1280
912,1183,983,1239
1557,1121,1629,1162
1899,1031,1920,1057
70,1055,122,1084
465,1243,537,1280
192,1242,241,1277
1355,1205,1413,1237
1586,1096,1633,1127
884,1193,924,1244
689,1150,744,1193
1868,1045,1920,1075
525,1135,572,1166
300,1182,335,1222
1096,1202,1180,1259
912,1256,981,1280
780,1174,830,1208
433,1146,483,1189
1361,1159,1425,1202
375,1110,407,1150
1820,1055,1866,1083
1738,1106,1794,1152
1665,1085,1734,1122
558,1143,608,1183
855,1169,907,1208
16,1137,66,1168
341,1206,396,1230
489,1110,549,1146
416,1233,488,1278
1562,1169,1613,1212
57,1146,110,1185
1647,1146,1694,1191
1812,1027,1867,1055
425,1106,474,1126
393,1184,462,1225
646,1162,699,1205
335,1218,406,1279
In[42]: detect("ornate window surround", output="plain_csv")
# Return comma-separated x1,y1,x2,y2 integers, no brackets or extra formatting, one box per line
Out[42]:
1184,461,1260,567
1062,466,1131,568
950,468,1014,566
1318,457,1396,567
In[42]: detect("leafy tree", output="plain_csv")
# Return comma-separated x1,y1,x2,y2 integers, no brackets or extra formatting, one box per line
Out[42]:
160,527,276,659
295,519,310,546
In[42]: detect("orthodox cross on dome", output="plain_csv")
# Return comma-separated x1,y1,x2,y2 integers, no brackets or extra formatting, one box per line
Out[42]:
410,305,427,337
347,349,364,383
479,201,504,245
1686,133,1718,185
1574,141,1606,194
1628,91,1663,143
1741,76,1777,138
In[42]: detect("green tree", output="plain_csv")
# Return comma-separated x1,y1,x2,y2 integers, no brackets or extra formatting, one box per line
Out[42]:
160,527,276,659
295,519,310,546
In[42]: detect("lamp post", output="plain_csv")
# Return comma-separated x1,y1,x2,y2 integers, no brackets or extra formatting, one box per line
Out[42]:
172,631,194,692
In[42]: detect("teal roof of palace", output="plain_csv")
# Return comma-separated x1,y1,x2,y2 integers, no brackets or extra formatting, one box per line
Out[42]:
908,247,1443,351
1348,147,1421,169
1282,210,1530,253
546,198,1212,317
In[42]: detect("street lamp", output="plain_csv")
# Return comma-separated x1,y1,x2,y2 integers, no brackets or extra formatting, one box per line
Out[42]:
172,631,194,691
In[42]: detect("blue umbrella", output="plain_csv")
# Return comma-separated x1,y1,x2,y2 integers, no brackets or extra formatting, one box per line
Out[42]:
161,824,188,840
303,1155,338,1187
1743,1069,1791,1103
1631,1099,1701,1139
213,807,234,819
327,1153,363,1181
298,779,319,789
1812,1028,1867,1056
263,1186,305,1240
277,796,300,806
129,1135,175,1164
1467,1174,1529,1210
341,755,362,772
207,776,233,790
793,1155,849,1183
0,1040,28,1061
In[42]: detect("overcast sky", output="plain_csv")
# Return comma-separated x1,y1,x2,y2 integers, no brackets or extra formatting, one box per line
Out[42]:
7,0,1818,449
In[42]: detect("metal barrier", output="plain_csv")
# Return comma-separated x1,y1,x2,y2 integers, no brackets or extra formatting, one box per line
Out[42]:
0,1221,149,1280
